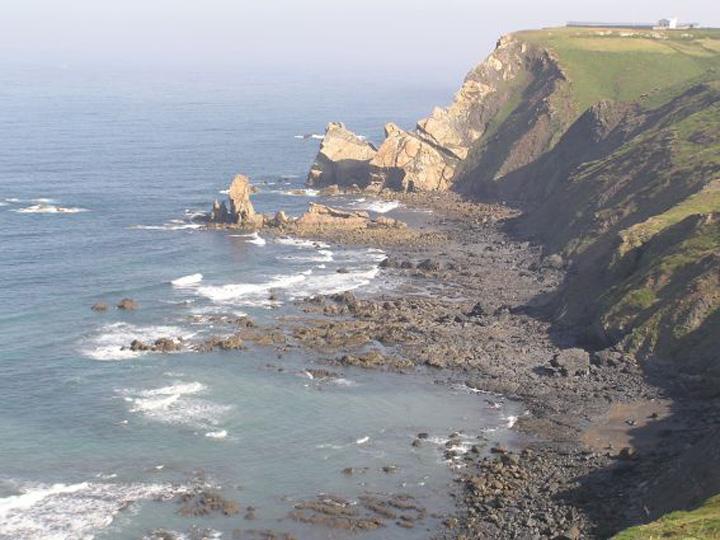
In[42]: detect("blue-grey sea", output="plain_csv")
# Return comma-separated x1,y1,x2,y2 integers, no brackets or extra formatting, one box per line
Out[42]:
0,67,521,539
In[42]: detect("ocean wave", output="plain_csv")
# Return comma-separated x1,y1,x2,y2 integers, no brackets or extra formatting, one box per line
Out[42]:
228,231,266,246
171,273,204,287
294,133,324,140
82,322,190,361
196,272,309,307
205,430,228,439
130,222,202,231
13,203,88,214
264,188,319,197
120,381,231,429
196,264,379,307
350,200,401,213
0,480,182,540
279,248,334,263
274,237,330,249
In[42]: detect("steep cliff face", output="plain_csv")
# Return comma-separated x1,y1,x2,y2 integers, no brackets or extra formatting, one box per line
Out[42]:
309,34,572,192
306,27,720,386
504,82,720,393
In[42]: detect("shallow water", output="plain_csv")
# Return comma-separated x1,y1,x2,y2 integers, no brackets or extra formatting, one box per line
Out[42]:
0,68,522,539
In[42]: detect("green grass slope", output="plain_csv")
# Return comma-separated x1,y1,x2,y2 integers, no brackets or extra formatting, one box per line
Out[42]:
517,27,720,114
457,27,720,195
613,494,720,539
493,81,720,393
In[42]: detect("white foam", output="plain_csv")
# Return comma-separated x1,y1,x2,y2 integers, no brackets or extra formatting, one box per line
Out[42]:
171,273,204,287
82,323,190,361
264,187,319,197
205,430,228,439
294,133,324,140
351,200,401,213
131,222,202,231
274,237,330,249
196,272,308,306
0,481,181,540
279,248,334,263
356,436,370,445
13,204,88,214
505,415,518,428
121,381,231,429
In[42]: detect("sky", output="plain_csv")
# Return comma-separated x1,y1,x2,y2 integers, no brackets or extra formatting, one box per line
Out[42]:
2,0,719,81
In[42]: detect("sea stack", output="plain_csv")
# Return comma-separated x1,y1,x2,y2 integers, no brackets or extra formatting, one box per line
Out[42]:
209,174,265,229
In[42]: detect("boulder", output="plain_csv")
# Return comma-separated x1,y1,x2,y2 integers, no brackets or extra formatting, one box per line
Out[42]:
307,122,377,188
550,348,590,376
269,210,290,227
91,302,108,312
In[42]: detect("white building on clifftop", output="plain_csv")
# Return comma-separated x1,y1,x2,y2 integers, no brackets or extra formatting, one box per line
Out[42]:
567,18,699,30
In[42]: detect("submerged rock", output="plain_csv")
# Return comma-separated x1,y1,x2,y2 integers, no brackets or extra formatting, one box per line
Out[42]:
117,298,138,310
91,302,108,312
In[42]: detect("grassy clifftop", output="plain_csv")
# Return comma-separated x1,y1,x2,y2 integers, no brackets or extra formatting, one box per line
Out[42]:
452,26,720,395
456,27,720,193
517,27,720,112
613,494,720,539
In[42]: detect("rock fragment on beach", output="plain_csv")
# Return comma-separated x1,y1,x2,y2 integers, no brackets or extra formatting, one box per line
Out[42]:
550,348,590,377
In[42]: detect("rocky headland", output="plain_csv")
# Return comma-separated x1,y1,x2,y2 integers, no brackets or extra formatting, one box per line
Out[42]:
192,25,720,539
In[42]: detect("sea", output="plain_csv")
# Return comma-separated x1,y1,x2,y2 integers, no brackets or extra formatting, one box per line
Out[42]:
0,66,522,539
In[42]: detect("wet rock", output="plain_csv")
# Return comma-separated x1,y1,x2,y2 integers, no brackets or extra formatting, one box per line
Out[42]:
129,339,151,351
340,351,412,371
177,488,241,517
117,298,138,310
153,337,182,353
91,302,108,312
195,334,245,352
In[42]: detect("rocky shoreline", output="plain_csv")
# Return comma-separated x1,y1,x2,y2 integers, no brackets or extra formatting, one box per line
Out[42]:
222,189,712,539
96,178,714,538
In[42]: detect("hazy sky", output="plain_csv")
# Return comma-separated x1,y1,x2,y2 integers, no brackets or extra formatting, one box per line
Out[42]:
3,1,719,80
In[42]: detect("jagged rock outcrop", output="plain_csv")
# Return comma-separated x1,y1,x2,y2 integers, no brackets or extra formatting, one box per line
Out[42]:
308,35,569,193
209,174,265,229
368,123,457,192
307,122,377,188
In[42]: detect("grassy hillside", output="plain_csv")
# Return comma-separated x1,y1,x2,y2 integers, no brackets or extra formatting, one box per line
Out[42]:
613,495,720,539
517,27,720,113
457,28,720,194
483,80,720,391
